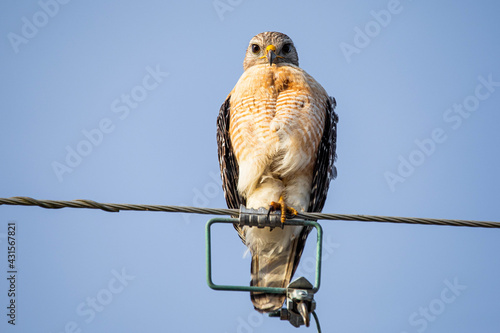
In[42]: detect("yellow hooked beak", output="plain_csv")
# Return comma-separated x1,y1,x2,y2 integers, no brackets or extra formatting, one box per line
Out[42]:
261,44,280,66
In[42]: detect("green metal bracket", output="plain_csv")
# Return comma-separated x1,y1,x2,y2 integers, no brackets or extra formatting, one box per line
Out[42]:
206,217,323,294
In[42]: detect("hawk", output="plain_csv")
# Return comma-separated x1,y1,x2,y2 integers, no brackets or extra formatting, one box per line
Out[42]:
217,31,338,313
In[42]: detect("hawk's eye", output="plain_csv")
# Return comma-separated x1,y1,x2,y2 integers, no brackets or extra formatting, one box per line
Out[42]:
282,43,291,54
251,44,260,54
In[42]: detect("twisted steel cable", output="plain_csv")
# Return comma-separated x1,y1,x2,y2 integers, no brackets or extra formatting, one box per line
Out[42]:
1,196,499,228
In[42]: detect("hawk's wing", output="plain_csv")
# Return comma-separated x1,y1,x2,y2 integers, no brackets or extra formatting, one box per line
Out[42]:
217,96,246,241
309,96,338,213
290,96,338,277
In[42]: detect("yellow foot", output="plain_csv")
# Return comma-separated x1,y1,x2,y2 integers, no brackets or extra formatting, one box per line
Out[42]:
268,196,298,225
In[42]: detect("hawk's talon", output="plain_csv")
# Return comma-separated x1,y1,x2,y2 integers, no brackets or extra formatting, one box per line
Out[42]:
267,196,298,228
286,206,298,219
268,201,283,229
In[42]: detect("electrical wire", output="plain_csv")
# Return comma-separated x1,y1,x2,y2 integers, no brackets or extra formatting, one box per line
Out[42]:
1,196,499,228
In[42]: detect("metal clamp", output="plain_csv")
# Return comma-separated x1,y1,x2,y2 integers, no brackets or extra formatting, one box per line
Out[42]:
238,205,282,228
269,277,317,328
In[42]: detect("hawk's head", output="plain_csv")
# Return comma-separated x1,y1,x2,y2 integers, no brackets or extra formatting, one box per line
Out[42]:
243,31,299,71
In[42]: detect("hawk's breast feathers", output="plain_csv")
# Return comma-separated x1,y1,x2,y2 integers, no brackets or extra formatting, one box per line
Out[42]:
228,64,331,199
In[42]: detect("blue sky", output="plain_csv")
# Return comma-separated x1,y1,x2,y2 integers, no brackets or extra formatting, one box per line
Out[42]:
1,0,499,332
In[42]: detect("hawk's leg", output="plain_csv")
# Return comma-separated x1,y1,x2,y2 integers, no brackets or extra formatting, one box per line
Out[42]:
268,195,298,224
